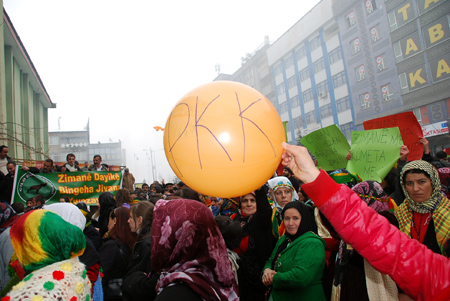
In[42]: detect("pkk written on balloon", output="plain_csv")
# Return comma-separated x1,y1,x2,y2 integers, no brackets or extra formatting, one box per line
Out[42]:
300,124,350,171
347,127,403,182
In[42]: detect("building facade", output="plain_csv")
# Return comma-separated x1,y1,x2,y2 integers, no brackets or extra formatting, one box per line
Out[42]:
0,9,55,162
215,0,449,151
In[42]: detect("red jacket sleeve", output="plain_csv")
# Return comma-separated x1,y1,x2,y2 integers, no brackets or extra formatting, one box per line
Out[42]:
302,170,450,301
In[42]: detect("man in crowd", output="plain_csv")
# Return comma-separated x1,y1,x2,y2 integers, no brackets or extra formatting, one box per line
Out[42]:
64,153,81,172
122,168,135,191
141,183,150,200
0,145,13,176
81,161,90,171
0,161,16,204
88,155,108,171
282,166,300,192
22,158,55,173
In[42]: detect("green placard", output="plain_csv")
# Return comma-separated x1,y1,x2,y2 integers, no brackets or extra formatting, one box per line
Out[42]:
12,169,123,206
347,127,403,182
300,124,351,171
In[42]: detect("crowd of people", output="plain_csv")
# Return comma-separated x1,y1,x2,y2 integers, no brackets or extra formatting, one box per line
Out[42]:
0,137,450,300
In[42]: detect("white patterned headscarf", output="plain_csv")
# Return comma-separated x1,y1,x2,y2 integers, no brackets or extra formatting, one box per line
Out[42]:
268,176,299,212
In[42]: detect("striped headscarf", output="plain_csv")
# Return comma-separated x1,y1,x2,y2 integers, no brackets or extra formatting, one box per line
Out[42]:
400,160,442,214
10,209,86,275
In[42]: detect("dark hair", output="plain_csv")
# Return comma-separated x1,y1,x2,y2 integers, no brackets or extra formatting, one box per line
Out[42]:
66,153,75,161
173,187,203,203
402,169,431,184
109,207,137,251
11,202,24,214
130,202,154,238
93,154,102,161
436,151,448,159
115,188,131,207
76,201,88,211
33,194,45,205
45,158,54,165
7,161,16,167
177,181,186,188
149,194,164,204
215,216,242,250
60,196,71,203
0,145,8,152
142,184,149,188
283,166,293,175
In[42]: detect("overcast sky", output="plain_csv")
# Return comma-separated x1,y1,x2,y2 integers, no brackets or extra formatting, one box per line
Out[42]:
4,0,320,183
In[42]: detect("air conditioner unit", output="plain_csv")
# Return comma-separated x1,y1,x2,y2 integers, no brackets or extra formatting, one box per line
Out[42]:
319,91,327,98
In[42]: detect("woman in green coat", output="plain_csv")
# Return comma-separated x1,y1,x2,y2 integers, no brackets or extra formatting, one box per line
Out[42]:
262,201,326,301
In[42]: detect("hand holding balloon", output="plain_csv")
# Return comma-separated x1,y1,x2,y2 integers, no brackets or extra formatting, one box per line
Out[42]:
282,142,320,184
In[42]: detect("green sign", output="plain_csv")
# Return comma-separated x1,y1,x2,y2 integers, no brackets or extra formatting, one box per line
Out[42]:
12,168,123,206
347,128,403,182
300,124,351,171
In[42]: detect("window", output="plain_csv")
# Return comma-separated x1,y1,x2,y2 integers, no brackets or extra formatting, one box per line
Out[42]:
351,37,361,55
299,67,310,82
355,65,365,81
365,0,377,15
317,80,329,96
360,93,371,109
413,107,422,124
287,76,296,89
333,71,347,88
49,136,59,145
296,46,306,60
306,111,317,124
381,83,394,102
303,89,314,102
320,104,333,118
277,83,285,95
285,56,294,69
313,57,325,73
329,47,342,65
310,36,321,51
293,116,303,129
345,11,357,28
280,102,289,114
340,122,353,140
274,64,282,76
371,26,380,43
376,54,387,72
336,96,351,112
262,76,272,87
290,95,300,108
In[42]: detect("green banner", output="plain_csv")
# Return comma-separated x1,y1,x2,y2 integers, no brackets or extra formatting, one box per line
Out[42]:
12,168,123,206
300,124,351,171
347,127,403,182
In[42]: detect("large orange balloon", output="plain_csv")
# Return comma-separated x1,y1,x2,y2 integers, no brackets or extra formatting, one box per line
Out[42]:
164,81,285,198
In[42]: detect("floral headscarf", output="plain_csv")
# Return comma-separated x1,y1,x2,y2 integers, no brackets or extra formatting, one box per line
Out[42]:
268,176,298,212
400,160,442,214
352,181,390,213
0,203,18,234
151,198,239,301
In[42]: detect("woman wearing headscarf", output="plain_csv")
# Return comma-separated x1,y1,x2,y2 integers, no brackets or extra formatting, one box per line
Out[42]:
231,188,275,301
96,192,117,238
151,198,239,300
1,209,90,300
262,201,326,300
395,160,450,257
267,176,298,239
99,207,137,300
0,204,18,291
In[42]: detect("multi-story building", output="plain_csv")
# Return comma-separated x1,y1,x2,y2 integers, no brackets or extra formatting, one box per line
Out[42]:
49,125,126,167
0,10,55,162
215,0,450,152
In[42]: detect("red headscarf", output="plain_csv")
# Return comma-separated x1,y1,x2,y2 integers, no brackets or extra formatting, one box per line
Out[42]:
151,198,239,300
